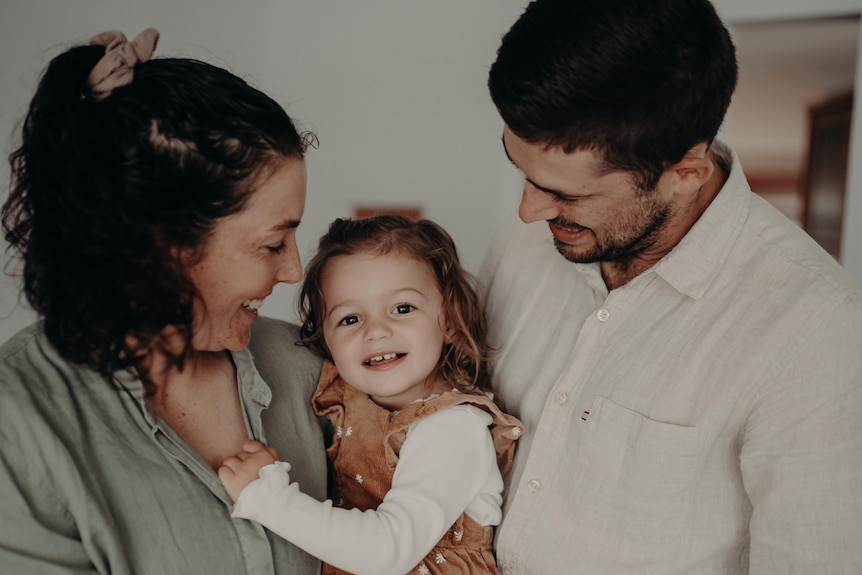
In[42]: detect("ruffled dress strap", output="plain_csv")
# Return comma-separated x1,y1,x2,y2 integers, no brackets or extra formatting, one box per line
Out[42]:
387,391,524,476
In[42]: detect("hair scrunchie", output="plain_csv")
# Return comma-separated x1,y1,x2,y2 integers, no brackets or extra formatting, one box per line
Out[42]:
86,28,160,101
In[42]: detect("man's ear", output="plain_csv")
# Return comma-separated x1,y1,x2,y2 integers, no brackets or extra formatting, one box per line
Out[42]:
670,142,715,197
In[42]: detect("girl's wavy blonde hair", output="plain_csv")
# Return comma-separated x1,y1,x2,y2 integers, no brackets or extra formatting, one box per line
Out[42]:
298,215,492,394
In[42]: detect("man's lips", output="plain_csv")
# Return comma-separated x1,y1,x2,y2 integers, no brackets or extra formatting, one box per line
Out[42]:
549,221,590,244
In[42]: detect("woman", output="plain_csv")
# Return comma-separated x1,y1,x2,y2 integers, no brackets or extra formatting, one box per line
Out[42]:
0,29,326,574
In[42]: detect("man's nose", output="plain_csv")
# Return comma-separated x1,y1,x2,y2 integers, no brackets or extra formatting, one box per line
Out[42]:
519,182,560,223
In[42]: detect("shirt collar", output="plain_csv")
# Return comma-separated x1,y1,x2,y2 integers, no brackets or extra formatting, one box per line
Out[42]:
232,346,273,408
652,141,750,300
114,347,273,423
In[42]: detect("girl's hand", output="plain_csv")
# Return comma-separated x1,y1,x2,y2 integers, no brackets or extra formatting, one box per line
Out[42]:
218,440,279,502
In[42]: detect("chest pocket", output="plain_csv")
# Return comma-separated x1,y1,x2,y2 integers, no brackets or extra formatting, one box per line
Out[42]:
569,396,704,552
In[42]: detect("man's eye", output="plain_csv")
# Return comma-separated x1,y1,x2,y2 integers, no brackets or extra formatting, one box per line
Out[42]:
395,304,415,314
549,192,579,205
338,315,360,326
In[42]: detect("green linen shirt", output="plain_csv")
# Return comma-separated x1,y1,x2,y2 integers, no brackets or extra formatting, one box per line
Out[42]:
0,316,327,574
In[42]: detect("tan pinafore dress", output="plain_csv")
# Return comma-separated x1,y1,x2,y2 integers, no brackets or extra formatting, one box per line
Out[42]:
313,361,524,575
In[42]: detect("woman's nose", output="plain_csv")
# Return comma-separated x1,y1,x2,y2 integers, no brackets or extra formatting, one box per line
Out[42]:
274,241,303,284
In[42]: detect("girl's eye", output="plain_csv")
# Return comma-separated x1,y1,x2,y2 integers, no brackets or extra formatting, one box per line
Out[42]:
267,242,286,254
338,315,360,326
394,304,415,315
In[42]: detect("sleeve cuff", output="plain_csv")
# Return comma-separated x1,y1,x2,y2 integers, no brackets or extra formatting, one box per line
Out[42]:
231,460,292,519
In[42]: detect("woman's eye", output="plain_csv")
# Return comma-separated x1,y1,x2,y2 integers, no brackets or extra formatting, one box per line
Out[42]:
338,315,360,326
394,304,415,315
267,242,286,254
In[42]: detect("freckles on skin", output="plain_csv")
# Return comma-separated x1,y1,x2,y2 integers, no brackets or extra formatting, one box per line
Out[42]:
184,158,307,352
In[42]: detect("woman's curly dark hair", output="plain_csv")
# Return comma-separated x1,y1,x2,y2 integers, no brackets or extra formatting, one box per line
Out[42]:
2,42,312,385
299,215,493,394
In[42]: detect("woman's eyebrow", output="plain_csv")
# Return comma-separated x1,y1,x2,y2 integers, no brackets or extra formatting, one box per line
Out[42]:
270,219,301,232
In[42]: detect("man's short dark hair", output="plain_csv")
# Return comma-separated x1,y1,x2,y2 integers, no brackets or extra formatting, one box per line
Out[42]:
488,0,738,189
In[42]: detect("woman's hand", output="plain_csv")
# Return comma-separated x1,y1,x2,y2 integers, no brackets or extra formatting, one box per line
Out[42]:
218,440,279,502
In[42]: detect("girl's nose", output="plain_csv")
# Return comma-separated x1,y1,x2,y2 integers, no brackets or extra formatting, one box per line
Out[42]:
363,317,392,341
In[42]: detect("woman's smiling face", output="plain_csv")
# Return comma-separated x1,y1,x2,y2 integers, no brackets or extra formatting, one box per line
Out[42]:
185,158,307,352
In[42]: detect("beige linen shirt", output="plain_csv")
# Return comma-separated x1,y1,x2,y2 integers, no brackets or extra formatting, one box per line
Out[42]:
481,143,862,574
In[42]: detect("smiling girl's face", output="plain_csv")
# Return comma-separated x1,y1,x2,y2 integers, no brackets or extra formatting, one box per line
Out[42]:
320,250,450,410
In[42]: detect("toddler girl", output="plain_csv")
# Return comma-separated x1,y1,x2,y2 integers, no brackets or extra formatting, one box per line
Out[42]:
219,215,523,575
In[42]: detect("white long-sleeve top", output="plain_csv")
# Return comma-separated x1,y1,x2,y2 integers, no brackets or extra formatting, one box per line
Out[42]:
232,404,503,575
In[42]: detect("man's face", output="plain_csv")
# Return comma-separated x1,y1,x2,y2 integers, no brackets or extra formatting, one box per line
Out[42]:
502,126,676,265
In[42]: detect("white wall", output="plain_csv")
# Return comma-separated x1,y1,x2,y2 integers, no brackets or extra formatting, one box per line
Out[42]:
253,1,526,319
712,0,860,22
844,30,862,288
0,0,288,339
0,0,527,343
3,0,860,345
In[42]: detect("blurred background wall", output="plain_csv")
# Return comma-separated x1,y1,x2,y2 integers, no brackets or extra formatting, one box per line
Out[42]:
2,0,861,344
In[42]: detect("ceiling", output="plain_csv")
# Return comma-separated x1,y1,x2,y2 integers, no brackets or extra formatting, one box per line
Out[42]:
733,16,858,91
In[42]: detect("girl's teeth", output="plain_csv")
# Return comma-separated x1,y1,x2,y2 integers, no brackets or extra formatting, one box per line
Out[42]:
368,353,398,363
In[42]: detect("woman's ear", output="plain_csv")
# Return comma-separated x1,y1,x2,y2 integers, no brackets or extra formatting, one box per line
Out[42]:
168,242,197,267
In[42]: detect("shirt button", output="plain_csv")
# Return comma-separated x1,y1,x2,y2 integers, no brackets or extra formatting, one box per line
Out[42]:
527,479,541,492
501,567,513,575
597,308,610,322
556,392,569,405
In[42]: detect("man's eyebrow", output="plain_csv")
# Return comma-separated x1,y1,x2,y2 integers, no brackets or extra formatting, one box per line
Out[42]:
528,178,569,196
501,134,600,200
502,135,573,197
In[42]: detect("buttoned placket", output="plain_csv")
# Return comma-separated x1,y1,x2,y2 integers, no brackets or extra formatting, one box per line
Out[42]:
232,352,281,574
496,271,654,574
127,352,280,574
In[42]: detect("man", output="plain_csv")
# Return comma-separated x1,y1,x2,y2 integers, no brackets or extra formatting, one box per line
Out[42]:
481,0,862,573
